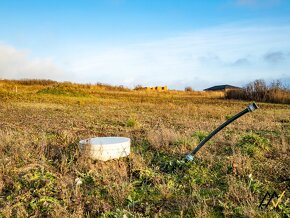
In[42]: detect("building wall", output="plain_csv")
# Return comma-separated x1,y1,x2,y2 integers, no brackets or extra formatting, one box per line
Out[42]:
144,86,168,91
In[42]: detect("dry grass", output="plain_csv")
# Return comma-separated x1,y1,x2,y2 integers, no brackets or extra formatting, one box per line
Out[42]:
0,80,289,217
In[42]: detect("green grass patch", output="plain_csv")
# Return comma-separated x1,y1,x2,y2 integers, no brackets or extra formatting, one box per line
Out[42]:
126,116,140,128
237,132,270,157
37,85,90,97
191,131,208,142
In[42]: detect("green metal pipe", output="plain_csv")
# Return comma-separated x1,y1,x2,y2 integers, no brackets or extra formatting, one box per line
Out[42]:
186,102,258,161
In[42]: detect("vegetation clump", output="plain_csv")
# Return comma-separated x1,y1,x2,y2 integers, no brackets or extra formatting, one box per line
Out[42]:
3,168,61,217
184,86,193,92
226,79,290,104
191,131,208,142
237,132,270,157
126,116,140,127
37,85,90,97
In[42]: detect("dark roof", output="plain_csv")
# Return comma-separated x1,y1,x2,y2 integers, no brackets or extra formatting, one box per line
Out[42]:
204,85,241,91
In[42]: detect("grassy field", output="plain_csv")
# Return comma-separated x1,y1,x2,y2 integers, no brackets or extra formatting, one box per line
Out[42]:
0,81,289,217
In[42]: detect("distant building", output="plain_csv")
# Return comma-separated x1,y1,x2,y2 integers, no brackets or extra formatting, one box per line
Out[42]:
204,85,241,92
144,86,168,91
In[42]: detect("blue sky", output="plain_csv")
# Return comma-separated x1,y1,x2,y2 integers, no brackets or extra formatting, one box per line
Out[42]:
0,0,290,89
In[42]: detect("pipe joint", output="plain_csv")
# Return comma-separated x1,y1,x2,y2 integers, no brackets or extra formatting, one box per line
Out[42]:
247,102,258,112
185,154,194,162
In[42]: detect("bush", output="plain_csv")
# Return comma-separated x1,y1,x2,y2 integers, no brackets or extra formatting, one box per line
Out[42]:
225,79,290,104
134,85,144,90
185,86,193,92
95,82,130,91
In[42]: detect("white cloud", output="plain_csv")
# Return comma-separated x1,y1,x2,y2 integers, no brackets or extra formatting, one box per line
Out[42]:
64,23,290,89
1,23,289,90
0,44,64,80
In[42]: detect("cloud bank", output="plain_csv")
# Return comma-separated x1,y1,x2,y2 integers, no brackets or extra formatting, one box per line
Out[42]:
64,23,290,89
0,44,64,80
264,51,290,63
1,23,290,90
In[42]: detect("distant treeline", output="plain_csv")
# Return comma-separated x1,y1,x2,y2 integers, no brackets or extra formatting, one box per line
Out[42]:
225,80,290,104
0,79,130,91
0,79,58,86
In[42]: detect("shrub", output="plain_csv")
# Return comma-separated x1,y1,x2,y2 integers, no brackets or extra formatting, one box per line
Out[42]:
225,79,290,104
95,82,130,91
134,85,144,90
185,86,193,92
